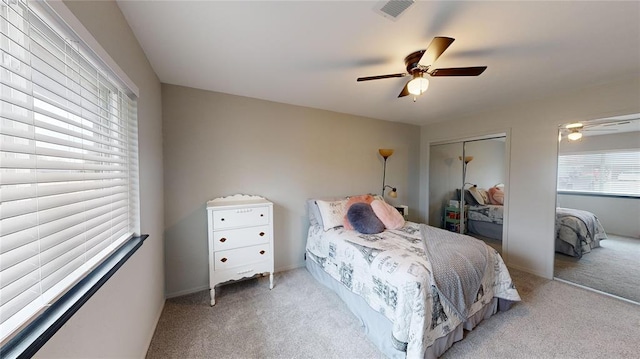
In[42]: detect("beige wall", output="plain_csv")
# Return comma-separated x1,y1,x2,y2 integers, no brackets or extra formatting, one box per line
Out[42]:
162,84,420,297
420,76,640,278
36,1,164,357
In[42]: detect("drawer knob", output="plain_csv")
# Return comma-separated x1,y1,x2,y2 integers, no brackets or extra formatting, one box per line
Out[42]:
259,250,266,255
221,218,225,221
220,257,228,263
259,232,265,237
260,214,264,217
219,237,227,243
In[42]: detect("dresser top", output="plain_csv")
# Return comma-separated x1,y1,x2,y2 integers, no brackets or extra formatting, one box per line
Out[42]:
207,194,272,208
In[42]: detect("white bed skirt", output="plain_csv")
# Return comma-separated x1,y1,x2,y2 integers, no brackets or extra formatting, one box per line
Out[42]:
305,255,513,358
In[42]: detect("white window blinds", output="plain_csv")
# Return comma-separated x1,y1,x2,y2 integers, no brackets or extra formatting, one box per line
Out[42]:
557,150,640,196
0,0,139,342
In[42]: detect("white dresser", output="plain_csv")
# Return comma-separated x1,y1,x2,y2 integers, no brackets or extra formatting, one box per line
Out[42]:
206,194,274,305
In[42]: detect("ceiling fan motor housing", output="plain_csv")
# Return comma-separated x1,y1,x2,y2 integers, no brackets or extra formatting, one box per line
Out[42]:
405,50,427,73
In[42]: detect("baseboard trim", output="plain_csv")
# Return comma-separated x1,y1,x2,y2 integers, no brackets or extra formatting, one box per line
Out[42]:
140,298,166,357
275,262,305,273
553,278,640,306
165,264,306,299
507,263,551,280
165,285,209,299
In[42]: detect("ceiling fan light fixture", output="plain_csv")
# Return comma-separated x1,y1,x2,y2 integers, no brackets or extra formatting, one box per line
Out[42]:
566,122,583,129
407,76,429,95
568,130,583,141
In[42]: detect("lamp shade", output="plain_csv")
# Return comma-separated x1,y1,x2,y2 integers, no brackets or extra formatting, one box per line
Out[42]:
388,188,398,198
379,149,394,158
458,155,474,164
407,77,429,95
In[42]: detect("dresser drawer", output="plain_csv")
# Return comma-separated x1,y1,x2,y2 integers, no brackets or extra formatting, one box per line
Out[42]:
213,225,270,251
214,244,271,271
212,206,270,229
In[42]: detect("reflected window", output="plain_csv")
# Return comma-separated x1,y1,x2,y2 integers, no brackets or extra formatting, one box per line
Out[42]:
557,151,640,196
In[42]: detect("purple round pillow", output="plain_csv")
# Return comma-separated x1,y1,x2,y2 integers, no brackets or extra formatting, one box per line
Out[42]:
347,202,385,234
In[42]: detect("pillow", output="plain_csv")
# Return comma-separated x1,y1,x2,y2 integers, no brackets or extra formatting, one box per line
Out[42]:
307,199,323,227
477,188,490,204
315,198,348,231
468,186,485,205
343,194,375,230
370,199,404,230
307,197,345,228
346,203,385,234
457,189,479,206
488,186,504,205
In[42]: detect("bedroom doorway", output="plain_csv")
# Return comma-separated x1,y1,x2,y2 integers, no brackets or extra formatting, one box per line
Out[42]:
553,115,640,304
428,134,507,253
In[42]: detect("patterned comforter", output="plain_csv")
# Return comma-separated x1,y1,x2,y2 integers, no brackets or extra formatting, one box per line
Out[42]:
555,207,608,258
305,222,520,358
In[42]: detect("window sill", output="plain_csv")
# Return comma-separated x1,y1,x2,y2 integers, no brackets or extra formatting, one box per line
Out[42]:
557,191,639,199
0,235,148,359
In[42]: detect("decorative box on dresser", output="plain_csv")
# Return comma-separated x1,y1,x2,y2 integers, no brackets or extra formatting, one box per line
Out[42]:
206,194,274,305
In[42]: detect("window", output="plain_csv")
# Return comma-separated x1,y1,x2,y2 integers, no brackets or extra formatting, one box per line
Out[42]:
557,151,640,196
0,0,139,342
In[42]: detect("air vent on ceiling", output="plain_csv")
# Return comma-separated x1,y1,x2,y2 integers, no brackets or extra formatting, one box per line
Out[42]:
377,0,415,20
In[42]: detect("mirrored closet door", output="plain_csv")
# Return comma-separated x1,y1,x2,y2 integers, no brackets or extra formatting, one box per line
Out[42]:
554,114,640,303
429,135,507,253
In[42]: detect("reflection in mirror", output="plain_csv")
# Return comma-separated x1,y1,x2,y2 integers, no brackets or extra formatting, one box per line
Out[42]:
463,138,506,253
554,114,640,303
428,136,507,254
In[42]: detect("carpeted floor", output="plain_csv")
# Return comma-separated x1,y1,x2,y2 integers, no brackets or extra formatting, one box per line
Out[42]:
472,235,502,254
147,266,640,359
554,234,640,303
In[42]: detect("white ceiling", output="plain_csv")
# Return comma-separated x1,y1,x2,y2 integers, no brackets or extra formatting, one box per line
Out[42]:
116,1,640,126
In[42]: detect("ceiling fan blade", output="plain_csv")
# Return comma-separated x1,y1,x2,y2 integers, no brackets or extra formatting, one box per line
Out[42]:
429,66,487,76
398,82,410,98
357,73,408,82
420,37,455,66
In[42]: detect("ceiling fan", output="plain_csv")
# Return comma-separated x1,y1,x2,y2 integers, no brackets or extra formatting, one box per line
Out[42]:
562,120,633,141
356,37,487,98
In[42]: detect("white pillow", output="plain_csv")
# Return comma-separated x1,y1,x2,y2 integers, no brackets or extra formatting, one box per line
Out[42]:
477,188,490,204
315,199,348,231
468,186,485,205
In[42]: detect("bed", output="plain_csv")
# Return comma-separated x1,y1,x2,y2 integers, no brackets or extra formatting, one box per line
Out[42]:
457,187,504,241
466,204,503,240
306,197,520,359
555,207,608,258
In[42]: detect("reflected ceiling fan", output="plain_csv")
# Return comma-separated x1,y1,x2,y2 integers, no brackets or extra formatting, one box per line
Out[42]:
356,37,487,98
562,120,633,141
